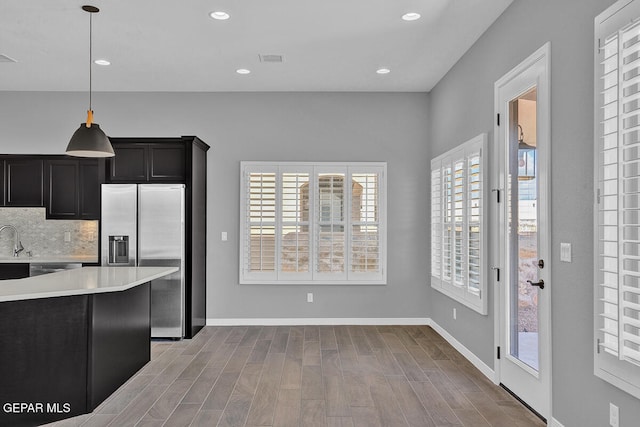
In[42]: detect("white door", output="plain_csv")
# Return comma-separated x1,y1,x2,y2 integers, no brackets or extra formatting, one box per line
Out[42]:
494,43,551,420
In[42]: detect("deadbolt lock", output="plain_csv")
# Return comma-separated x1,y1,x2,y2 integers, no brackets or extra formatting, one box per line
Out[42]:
538,259,544,269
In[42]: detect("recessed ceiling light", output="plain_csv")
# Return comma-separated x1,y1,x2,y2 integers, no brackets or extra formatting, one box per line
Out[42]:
210,11,230,20
94,59,110,66
236,68,251,74
376,68,391,74
402,12,421,21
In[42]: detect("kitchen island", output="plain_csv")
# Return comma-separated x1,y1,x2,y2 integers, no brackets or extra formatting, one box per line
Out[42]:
0,266,177,426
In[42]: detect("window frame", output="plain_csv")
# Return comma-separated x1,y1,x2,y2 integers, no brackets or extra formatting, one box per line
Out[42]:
240,161,387,285
431,133,488,315
594,0,640,400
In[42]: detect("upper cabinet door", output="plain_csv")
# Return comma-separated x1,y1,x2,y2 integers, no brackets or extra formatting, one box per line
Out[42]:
149,143,185,182
5,158,44,207
108,143,148,182
46,160,79,218
45,159,102,220
79,160,102,219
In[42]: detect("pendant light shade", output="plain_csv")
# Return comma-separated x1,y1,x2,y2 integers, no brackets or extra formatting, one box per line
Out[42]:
67,121,114,157
65,5,115,158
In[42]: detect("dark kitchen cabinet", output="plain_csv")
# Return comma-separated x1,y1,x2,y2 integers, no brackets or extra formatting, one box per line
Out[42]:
4,158,44,207
79,160,102,218
46,160,77,218
107,136,209,339
0,263,29,280
45,158,103,219
0,155,102,218
108,144,147,182
107,142,186,183
0,161,4,205
0,282,150,426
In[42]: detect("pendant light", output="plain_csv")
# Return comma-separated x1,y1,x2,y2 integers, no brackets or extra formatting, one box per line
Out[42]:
517,124,536,181
65,5,114,157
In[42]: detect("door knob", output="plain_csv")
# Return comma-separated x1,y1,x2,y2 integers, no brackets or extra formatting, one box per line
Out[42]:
527,279,545,290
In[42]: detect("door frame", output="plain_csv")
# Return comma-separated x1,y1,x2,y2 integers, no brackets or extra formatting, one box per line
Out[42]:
493,42,552,419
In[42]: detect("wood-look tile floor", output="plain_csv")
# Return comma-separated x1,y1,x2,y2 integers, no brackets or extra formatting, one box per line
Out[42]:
47,325,545,427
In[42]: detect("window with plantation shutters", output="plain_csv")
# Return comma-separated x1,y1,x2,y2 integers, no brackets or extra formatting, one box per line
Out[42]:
240,162,386,284
430,134,487,314
595,0,640,400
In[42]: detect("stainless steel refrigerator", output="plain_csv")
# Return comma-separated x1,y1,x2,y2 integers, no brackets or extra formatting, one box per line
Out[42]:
101,184,185,339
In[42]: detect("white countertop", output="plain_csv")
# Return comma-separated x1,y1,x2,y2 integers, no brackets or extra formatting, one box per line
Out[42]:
0,255,98,264
0,266,178,302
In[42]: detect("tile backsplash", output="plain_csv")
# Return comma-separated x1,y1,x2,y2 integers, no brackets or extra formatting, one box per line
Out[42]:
0,208,98,258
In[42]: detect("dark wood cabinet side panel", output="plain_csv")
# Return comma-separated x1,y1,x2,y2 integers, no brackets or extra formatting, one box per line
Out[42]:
89,282,150,410
0,296,89,426
46,160,79,218
5,158,44,206
185,141,207,338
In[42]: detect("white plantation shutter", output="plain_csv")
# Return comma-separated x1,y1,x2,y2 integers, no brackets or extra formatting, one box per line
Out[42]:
443,163,453,282
430,134,487,314
240,162,386,284
453,159,465,286
431,166,442,278
620,21,640,367
281,172,310,274
595,0,640,399
247,172,276,275
350,171,382,278
316,173,346,275
467,152,482,294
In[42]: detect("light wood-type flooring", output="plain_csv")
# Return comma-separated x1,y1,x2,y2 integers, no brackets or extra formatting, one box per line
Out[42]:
47,325,545,427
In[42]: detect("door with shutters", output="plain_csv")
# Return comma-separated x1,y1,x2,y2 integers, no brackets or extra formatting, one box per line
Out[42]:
494,43,551,420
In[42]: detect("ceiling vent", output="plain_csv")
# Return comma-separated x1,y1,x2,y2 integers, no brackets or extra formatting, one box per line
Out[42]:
0,54,17,63
259,54,284,63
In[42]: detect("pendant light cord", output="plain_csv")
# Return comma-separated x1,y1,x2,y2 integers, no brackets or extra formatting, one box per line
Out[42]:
89,11,92,114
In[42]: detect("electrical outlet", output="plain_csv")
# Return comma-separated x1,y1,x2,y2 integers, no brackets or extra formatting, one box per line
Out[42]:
560,242,572,262
609,402,619,427
221,231,228,241
453,308,457,320
64,231,71,242
307,292,313,303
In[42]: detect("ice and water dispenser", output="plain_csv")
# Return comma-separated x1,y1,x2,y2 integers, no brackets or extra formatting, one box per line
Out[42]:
108,235,130,264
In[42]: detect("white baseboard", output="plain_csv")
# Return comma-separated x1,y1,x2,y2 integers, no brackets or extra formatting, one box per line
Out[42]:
206,317,430,326
549,418,565,427
426,319,497,383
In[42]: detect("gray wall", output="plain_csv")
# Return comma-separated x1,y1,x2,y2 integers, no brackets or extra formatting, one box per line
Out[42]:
428,0,640,425
0,91,432,319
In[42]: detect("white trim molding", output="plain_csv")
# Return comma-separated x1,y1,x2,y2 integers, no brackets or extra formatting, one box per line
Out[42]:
427,319,497,383
549,418,566,427
207,317,430,326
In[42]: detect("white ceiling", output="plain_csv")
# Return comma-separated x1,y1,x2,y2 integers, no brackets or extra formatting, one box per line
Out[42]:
0,0,512,92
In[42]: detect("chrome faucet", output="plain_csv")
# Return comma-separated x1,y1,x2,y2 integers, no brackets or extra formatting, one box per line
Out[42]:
0,225,24,257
